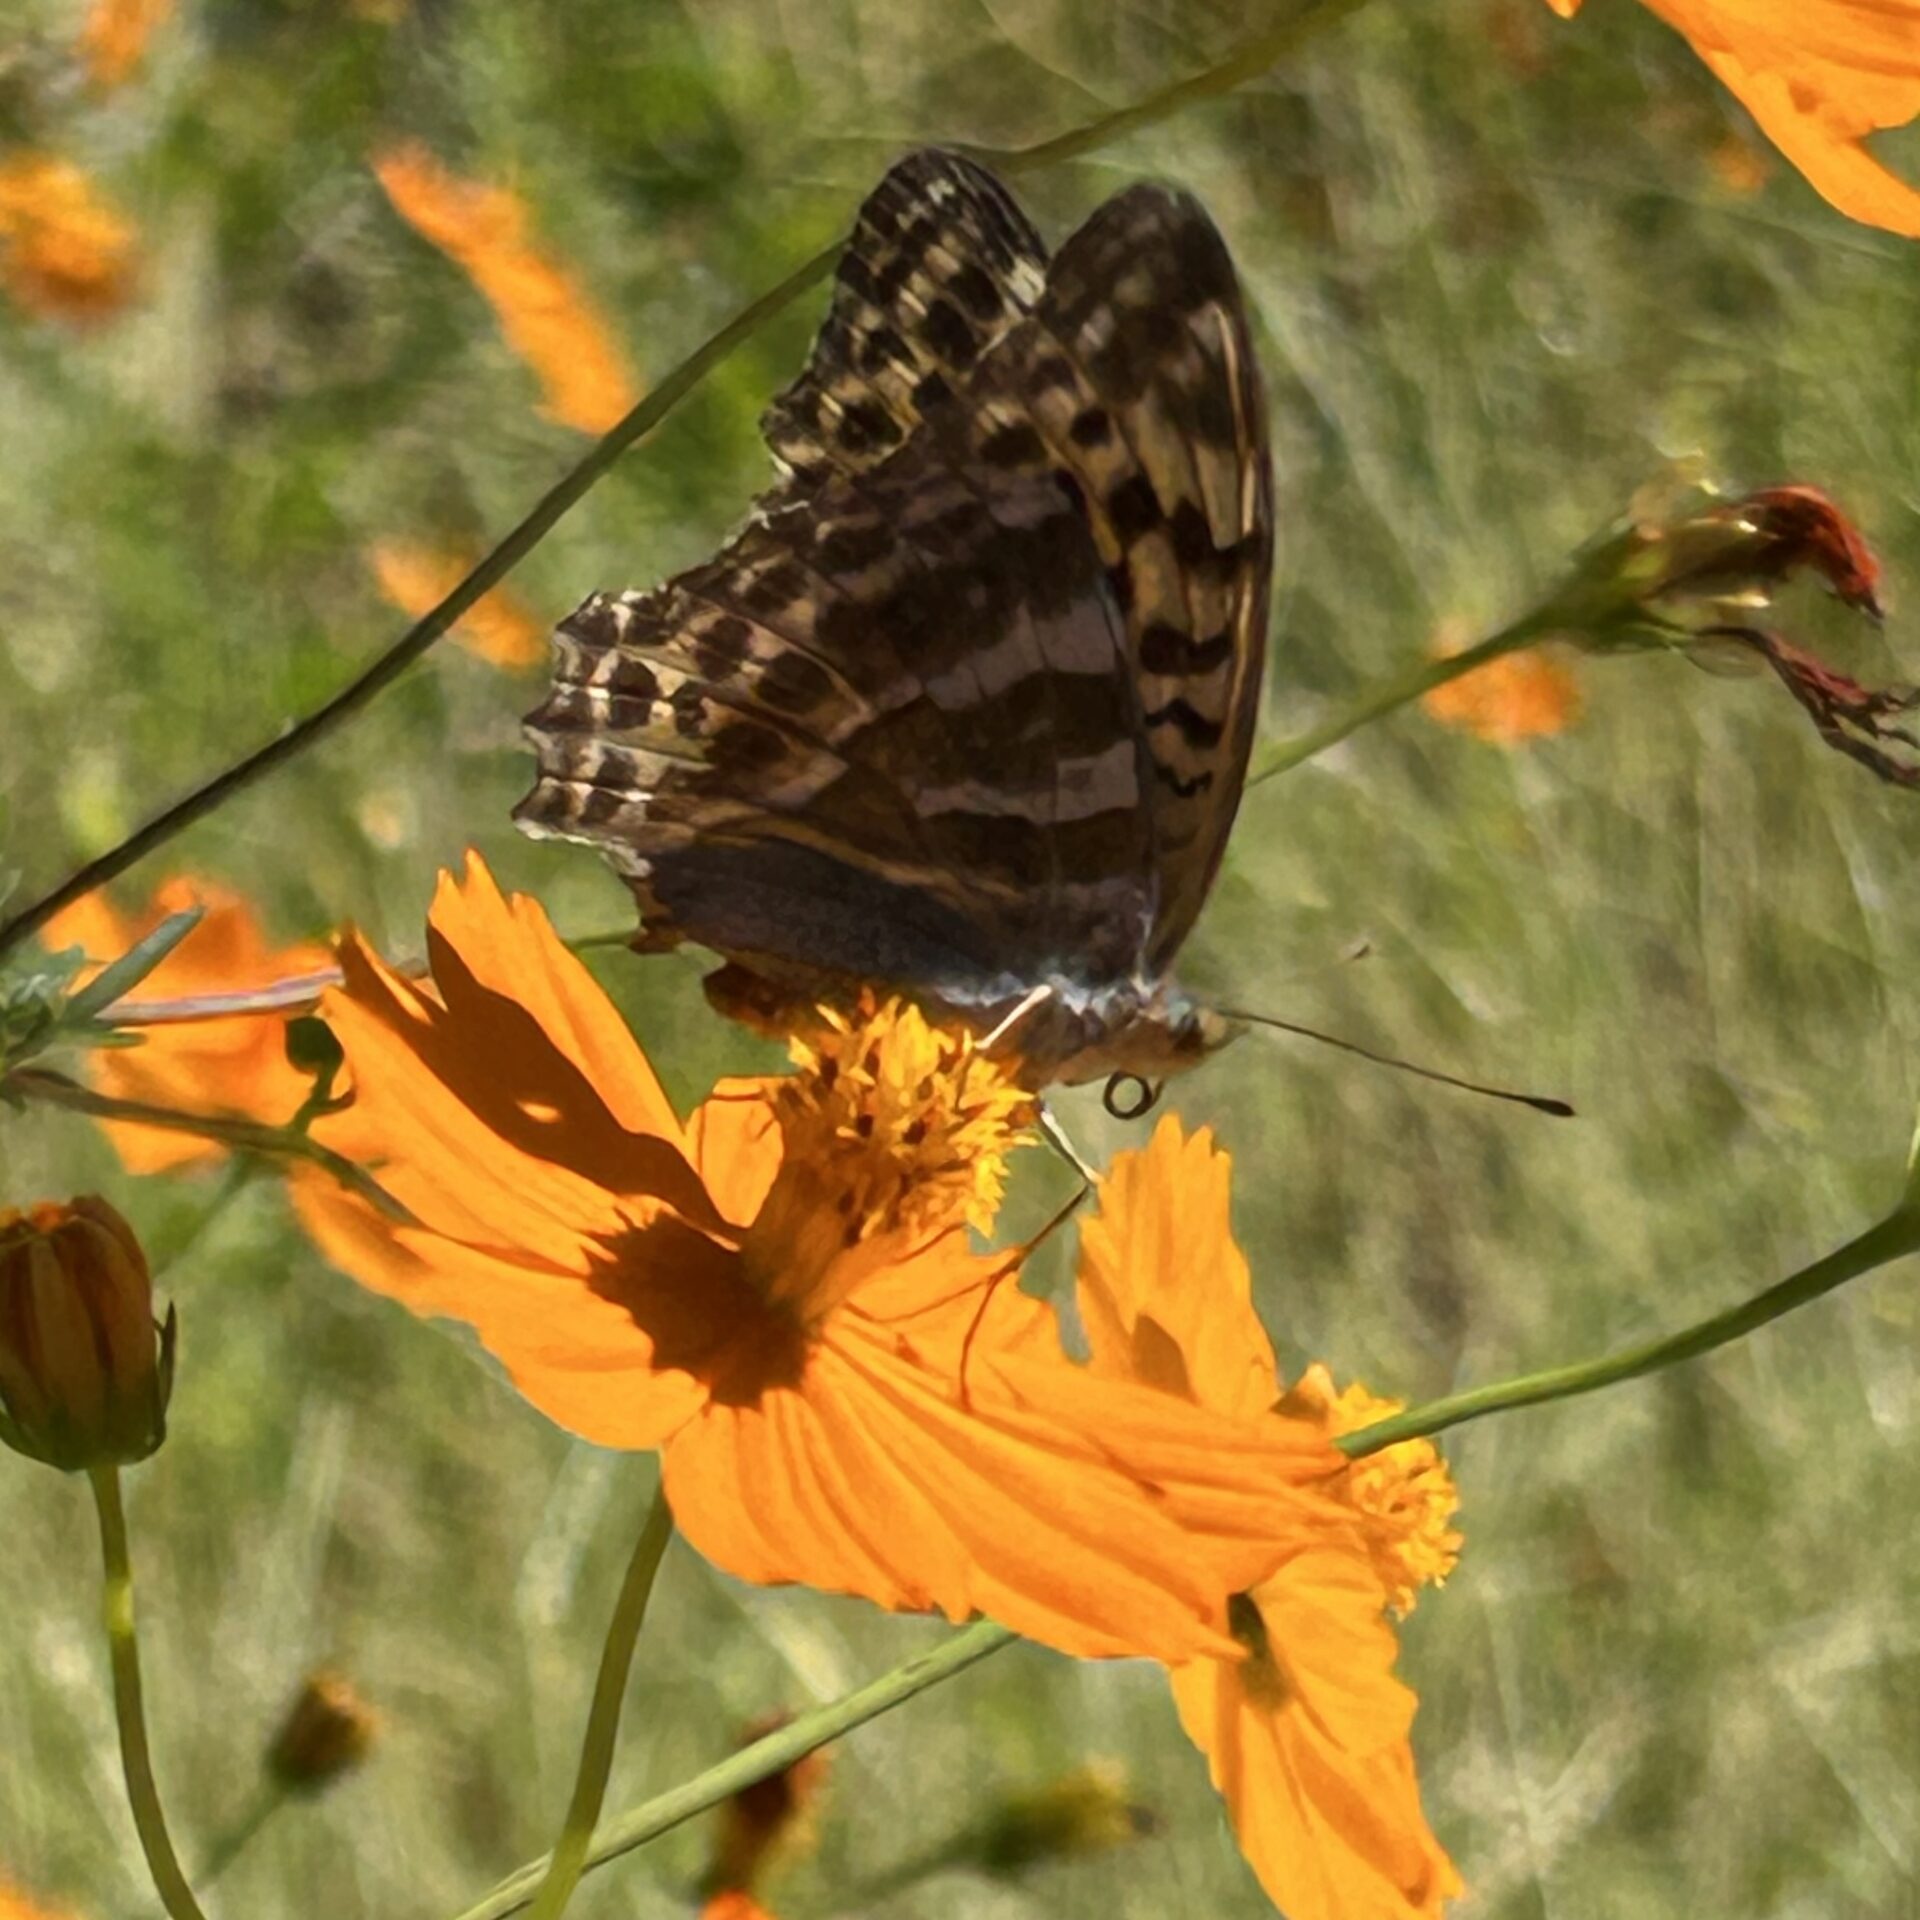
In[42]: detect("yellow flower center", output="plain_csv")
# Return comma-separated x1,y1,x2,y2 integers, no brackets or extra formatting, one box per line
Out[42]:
741,998,1036,1320
1282,1363,1462,1617
777,998,1035,1240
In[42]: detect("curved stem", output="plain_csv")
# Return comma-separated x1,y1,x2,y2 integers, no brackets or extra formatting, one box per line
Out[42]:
527,1484,677,1920
1338,1205,1920,1459
1247,612,1558,788
87,1466,212,1920
452,1619,1016,1920
6,1070,411,1221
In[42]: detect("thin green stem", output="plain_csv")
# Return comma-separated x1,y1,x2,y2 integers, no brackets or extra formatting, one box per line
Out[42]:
87,1466,212,1920
6,1069,411,1221
1338,1205,1920,1459
1247,612,1557,788
193,1782,285,1891
527,1485,677,1920
973,0,1374,174
0,0,1382,970
452,1620,1017,1920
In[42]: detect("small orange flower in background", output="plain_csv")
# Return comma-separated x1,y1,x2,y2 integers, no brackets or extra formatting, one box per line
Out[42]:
1421,625,1583,744
1545,0,1920,237
0,154,137,325
78,0,174,88
0,1880,80,1920
701,1716,830,1910
367,541,548,669
42,881,333,1172
1077,1117,1463,1920
372,144,639,434
295,855,1348,1664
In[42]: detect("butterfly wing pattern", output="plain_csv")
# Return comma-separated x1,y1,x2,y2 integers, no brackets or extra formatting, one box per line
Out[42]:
515,150,1273,1085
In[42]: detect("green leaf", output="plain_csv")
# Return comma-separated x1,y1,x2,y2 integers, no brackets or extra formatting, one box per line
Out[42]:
63,907,205,1023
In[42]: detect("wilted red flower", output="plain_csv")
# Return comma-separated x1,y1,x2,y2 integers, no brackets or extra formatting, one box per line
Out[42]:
1544,0,1920,237
0,1197,175,1474
295,855,1347,1664
1077,1118,1463,1920
372,145,639,434
42,881,333,1172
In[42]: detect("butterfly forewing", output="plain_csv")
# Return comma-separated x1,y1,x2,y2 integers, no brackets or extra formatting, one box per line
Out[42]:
516,149,1273,1068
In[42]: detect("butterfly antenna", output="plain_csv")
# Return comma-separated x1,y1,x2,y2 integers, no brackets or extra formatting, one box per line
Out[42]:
1221,1008,1575,1118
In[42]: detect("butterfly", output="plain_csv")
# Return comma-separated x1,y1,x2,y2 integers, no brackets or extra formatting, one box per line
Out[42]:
515,149,1273,1089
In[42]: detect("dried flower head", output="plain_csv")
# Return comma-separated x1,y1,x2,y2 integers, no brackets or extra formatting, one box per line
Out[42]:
266,1671,379,1793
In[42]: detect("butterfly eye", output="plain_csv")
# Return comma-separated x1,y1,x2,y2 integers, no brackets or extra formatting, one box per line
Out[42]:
1102,1073,1161,1122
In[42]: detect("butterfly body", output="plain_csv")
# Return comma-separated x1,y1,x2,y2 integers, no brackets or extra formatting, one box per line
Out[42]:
517,151,1272,1087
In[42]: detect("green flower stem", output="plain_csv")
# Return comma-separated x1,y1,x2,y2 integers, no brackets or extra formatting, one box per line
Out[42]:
452,1619,1017,1920
972,0,1375,174
1338,1203,1920,1459
0,1,1380,971
1246,610,1559,789
193,1782,286,1890
87,1466,212,1920
527,1485,678,1920
5,1069,411,1222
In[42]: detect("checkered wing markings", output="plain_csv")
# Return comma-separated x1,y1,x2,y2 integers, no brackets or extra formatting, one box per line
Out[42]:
516,428,1157,996
954,185,1274,971
760,148,1049,497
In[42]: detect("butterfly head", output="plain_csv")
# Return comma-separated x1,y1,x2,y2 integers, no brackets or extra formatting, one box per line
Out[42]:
1000,977,1243,1089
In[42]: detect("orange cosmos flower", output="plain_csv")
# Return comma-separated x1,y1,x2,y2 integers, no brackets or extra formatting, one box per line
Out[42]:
78,0,174,88
1421,632,1583,744
0,154,137,325
1545,0,1920,237
366,540,547,669
42,881,334,1172
372,144,639,434
1077,1117,1463,1920
294,854,1346,1664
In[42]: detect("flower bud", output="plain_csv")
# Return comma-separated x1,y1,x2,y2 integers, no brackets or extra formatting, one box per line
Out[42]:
0,1197,173,1472
266,1671,379,1793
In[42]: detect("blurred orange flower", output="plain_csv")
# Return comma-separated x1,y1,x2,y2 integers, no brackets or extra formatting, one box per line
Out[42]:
0,1882,78,1920
78,0,174,88
1545,0,1920,236
372,144,638,433
296,855,1346,1663
367,541,547,669
1422,636,1582,744
699,1897,774,1920
42,881,333,1172
1077,1117,1463,1920
0,154,137,324
702,1716,830,1905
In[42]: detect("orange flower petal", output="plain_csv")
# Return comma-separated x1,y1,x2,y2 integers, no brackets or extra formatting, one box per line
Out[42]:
1077,1114,1278,1421
292,1173,710,1449
0,153,137,324
1421,646,1582,744
78,0,173,88
367,541,549,669
1545,0,1920,237
372,144,639,432
41,879,330,1171
669,1302,1344,1665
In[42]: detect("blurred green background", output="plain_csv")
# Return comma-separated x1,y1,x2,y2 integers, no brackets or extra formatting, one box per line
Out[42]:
5,0,1920,1915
